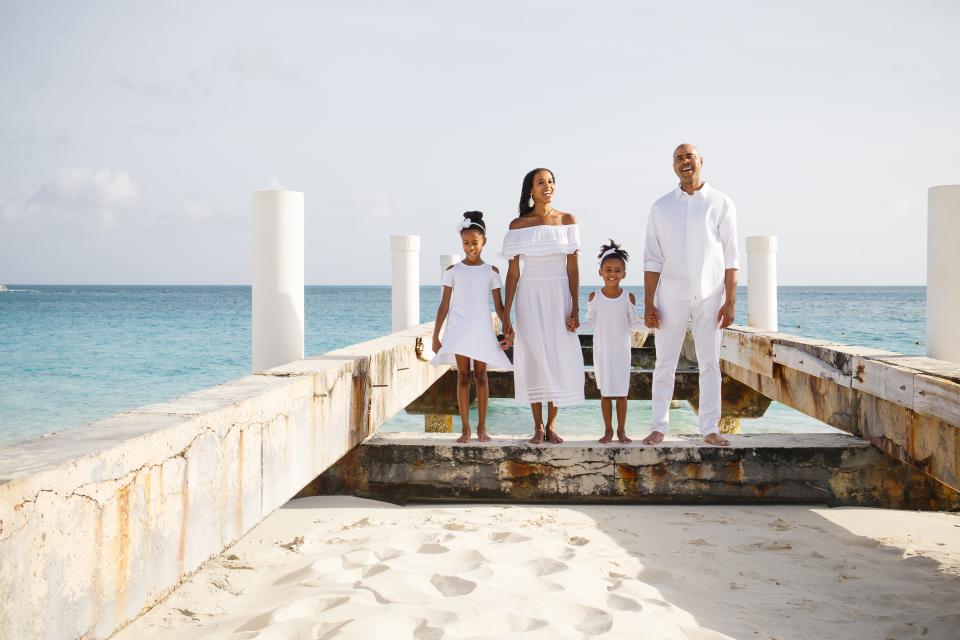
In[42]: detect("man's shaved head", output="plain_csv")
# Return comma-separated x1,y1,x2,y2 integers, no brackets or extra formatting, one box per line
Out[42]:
673,143,701,160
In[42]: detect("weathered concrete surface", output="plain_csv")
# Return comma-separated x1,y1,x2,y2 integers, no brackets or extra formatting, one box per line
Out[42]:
716,325,960,492
405,368,702,414
0,322,445,640
303,432,960,510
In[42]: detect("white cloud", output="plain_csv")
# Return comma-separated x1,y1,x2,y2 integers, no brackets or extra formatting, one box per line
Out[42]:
25,168,139,228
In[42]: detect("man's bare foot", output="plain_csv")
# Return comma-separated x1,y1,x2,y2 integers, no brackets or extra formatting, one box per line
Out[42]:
545,427,564,444
703,432,730,446
641,431,665,445
457,430,471,444
599,429,614,444
477,427,491,443
529,427,545,444
617,431,632,444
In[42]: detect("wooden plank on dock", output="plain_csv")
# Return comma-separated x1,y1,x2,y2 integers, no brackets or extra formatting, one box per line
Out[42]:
914,374,960,426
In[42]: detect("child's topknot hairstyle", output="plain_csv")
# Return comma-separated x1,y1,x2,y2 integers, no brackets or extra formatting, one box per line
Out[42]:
458,211,486,235
598,239,630,265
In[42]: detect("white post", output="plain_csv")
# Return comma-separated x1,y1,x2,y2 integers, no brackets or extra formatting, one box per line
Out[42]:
440,254,460,281
928,186,960,362
391,235,420,331
746,235,778,331
252,190,304,372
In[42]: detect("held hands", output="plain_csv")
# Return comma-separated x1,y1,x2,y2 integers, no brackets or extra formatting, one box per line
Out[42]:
566,308,580,332
499,319,515,351
644,304,661,329
716,301,735,329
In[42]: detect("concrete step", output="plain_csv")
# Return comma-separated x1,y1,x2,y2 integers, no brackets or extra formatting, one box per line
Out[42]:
302,432,960,510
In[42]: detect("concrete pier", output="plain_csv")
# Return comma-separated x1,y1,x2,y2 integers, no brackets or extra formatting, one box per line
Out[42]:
303,432,959,509
0,323,444,640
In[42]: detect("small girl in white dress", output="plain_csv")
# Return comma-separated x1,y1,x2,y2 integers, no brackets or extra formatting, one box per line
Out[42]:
431,211,512,443
583,240,646,444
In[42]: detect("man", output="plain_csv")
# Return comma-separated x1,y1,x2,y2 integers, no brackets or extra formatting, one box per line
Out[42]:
641,144,739,446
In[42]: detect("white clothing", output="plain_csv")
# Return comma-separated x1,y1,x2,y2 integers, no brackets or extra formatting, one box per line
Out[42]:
583,289,645,397
501,224,585,406
431,262,512,370
651,294,724,435
643,183,740,302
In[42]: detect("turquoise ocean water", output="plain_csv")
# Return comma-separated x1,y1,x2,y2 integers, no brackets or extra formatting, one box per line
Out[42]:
0,286,925,447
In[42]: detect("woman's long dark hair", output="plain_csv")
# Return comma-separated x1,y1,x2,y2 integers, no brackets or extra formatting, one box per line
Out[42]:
518,168,555,216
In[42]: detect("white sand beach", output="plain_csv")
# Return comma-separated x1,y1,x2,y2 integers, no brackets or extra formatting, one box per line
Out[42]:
117,497,960,640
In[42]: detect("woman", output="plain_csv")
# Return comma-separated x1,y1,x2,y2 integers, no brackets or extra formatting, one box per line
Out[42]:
501,168,585,444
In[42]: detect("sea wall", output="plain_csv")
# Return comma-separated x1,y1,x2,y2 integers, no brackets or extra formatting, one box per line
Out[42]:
713,325,960,493
0,322,443,640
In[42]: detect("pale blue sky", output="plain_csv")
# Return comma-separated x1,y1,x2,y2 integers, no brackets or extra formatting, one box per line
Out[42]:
1,0,958,285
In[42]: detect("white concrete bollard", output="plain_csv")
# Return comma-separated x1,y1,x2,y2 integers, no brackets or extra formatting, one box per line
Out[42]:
440,254,461,281
391,235,420,331
746,235,778,332
252,190,304,372
928,186,960,363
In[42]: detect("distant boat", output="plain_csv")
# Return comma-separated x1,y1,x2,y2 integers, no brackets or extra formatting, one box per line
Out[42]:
0,285,7,292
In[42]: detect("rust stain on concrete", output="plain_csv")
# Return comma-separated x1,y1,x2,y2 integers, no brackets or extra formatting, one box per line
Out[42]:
115,483,131,618
725,461,745,482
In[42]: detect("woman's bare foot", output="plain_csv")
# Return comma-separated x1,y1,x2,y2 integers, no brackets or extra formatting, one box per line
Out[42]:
599,429,614,444
545,427,564,444
529,427,546,444
477,426,491,442
617,430,632,444
641,430,664,445
703,432,730,446
457,429,472,444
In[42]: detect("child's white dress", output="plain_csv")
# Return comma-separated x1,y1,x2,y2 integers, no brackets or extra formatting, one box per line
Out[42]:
431,262,512,369
583,289,645,397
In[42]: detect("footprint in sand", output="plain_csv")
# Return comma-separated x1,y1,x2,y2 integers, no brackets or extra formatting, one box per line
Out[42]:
362,564,390,578
418,543,450,554
489,531,531,543
430,574,477,597
768,518,792,531
567,536,590,546
315,620,353,640
238,596,350,631
342,517,374,530
573,607,614,636
413,620,444,640
527,557,569,577
607,593,644,612
685,538,715,547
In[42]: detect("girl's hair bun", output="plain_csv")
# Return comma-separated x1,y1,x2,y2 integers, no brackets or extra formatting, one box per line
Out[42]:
598,238,630,264
460,211,486,234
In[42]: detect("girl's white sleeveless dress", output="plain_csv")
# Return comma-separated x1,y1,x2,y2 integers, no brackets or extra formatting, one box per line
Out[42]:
500,224,584,406
583,289,646,397
430,262,512,369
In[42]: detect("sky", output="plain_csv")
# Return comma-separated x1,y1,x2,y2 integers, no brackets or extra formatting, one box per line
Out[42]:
1,0,958,286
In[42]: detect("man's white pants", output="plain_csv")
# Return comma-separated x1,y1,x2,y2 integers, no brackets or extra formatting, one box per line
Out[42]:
651,294,724,435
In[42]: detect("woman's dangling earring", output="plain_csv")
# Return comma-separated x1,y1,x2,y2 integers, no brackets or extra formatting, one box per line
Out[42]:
528,195,534,208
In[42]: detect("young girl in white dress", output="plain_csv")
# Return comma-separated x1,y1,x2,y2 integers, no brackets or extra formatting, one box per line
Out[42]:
431,211,512,443
583,240,646,444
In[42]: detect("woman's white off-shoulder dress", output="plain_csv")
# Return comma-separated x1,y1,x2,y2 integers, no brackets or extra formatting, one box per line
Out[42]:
501,224,585,406
430,262,512,370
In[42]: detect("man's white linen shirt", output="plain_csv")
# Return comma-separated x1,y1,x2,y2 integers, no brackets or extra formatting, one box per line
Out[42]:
643,183,740,302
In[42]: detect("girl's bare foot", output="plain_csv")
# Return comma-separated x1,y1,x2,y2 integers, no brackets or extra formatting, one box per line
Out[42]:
457,429,471,443
703,432,730,446
477,426,491,442
641,430,664,445
599,429,614,444
617,430,632,444
545,427,564,444
529,426,546,444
